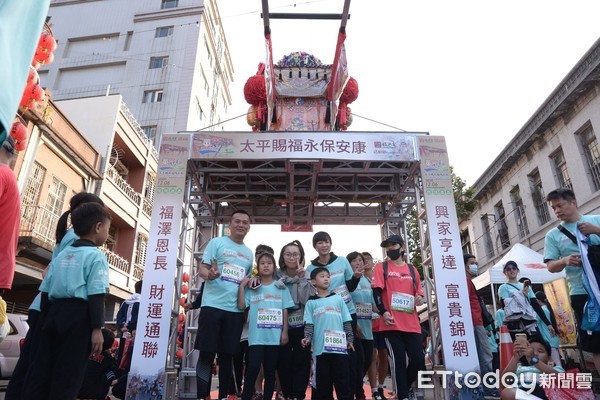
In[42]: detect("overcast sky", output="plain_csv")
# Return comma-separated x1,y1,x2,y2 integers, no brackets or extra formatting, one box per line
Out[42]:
215,0,600,257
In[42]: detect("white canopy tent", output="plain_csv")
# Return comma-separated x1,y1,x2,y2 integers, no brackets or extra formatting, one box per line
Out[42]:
472,243,566,312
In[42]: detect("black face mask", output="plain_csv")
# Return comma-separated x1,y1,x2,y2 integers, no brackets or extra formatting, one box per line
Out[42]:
386,248,404,261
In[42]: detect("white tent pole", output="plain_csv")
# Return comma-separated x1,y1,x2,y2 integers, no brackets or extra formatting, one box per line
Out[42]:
492,283,497,315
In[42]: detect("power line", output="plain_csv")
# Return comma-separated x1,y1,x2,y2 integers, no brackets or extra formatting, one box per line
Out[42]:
351,113,407,132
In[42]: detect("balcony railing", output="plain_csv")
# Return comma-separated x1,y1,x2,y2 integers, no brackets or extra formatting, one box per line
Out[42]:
100,247,131,274
106,165,142,205
133,264,144,281
143,197,153,216
20,205,58,249
119,101,159,159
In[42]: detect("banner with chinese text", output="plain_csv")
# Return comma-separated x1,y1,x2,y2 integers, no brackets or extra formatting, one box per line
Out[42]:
190,131,418,161
126,133,191,397
418,135,479,373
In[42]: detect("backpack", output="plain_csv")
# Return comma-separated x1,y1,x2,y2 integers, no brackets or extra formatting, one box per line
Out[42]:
382,261,419,295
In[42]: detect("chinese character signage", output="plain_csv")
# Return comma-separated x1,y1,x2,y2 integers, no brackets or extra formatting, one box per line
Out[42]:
127,133,190,397
418,135,479,373
190,132,418,161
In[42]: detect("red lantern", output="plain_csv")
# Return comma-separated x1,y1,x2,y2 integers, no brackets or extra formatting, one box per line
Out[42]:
178,313,186,323
27,67,39,85
33,49,53,65
182,272,189,283
176,349,183,359
177,322,183,333
176,338,182,347
15,136,28,152
181,284,188,295
10,122,27,142
37,32,58,53
180,296,186,307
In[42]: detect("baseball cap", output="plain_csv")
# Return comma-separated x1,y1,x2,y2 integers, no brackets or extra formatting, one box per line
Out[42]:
503,260,518,270
2,136,15,155
380,234,404,247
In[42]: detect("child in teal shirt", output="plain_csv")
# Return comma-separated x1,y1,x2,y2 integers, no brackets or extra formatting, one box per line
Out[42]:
23,202,111,399
238,252,294,400
302,267,354,400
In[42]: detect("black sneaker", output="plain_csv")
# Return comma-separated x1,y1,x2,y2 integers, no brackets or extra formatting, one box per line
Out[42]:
376,388,387,400
372,392,384,400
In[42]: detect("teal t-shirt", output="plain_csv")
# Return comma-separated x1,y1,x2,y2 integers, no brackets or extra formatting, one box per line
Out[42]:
543,215,600,296
537,305,560,348
486,324,498,353
515,364,565,387
498,282,535,301
245,282,294,346
30,228,79,311
307,255,356,314
201,236,253,313
350,276,374,340
304,293,352,356
495,308,505,328
52,228,78,259
40,243,110,301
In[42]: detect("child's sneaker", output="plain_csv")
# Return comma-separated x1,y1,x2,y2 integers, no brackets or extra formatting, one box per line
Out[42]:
372,391,385,400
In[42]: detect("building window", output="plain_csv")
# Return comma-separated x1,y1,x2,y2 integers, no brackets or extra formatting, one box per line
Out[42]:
460,229,472,256
149,56,169,69
201,68,209,96
510,186,529,239
528,169,551,226
204,37,212,66
160,0,178,9
481,214,494,259
143,89,163,103
21,162,47,224
135,232,149,268
495,201,510,250
579,126,600,190
195,96,203,121
551,149,572,190
155,26,174,38
38,176,68,243
142,125,157,141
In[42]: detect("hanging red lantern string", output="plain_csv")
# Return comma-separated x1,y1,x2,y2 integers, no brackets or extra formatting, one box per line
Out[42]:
182,272,189,283
337,77,359,129
180,284,188,295
244,63,267,131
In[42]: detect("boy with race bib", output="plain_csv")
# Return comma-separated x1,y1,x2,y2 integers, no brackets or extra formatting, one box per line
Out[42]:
302,267,354,400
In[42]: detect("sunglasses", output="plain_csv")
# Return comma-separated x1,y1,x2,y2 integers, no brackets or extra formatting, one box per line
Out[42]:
504,266,518,272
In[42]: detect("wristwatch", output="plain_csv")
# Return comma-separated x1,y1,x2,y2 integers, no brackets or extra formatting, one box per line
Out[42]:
531,356,540,365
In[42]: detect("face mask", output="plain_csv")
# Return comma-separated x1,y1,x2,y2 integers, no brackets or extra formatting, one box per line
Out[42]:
468,264,478,275
386,248,403,260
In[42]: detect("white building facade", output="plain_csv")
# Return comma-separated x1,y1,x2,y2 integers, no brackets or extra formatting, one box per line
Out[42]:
467,38,600,274
43,0,233,143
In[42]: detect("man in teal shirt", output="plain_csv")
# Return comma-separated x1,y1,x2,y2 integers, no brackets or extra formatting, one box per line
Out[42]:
544,188,600,373
194,210,253,400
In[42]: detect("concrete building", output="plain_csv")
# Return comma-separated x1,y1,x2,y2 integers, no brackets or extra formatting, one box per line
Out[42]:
42,0,233,144
466,38,600,278
7,94,158,320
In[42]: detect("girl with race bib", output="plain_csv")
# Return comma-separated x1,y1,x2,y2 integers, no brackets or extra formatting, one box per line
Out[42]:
239,252,294,400
347,251,376,400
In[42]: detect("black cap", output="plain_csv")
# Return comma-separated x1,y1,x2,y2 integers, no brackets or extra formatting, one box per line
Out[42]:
380,234,404,247
503,260,518,271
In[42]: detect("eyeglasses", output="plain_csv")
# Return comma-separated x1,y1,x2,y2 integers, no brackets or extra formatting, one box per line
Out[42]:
284,252,300,258
504,266,518,272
